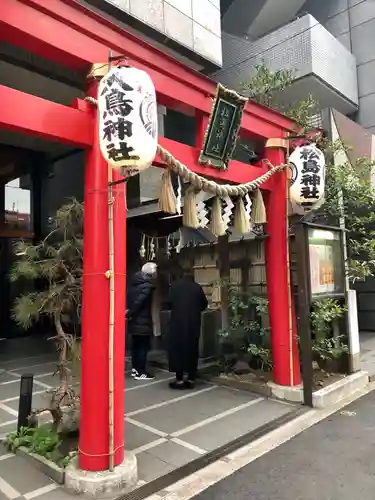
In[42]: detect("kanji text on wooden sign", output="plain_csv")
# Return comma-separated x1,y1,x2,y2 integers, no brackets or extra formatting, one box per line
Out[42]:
199,84,247,170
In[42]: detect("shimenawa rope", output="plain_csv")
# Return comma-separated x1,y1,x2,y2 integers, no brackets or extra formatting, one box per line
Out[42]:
84,96,289,195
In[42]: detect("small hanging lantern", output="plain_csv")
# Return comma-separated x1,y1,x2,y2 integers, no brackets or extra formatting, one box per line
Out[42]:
289,144,326,212
98,66,158,178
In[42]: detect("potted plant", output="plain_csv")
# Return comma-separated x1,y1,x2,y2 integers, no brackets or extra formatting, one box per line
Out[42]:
10,199,83,431
217,284,272,375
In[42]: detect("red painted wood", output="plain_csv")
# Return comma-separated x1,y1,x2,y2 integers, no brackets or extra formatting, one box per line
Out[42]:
79,79,125,471
0,85,270,187
4,0,295,139
264,147,301,387
0,85,92,147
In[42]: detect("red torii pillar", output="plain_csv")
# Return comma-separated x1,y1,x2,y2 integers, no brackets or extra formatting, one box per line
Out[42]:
265,139,301,387
79,64,127,471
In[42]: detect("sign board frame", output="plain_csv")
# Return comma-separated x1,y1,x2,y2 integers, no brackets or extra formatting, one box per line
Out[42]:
199,84,247,170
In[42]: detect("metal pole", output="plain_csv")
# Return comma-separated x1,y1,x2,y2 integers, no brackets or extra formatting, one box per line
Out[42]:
17,374,34,432
294,222,313,407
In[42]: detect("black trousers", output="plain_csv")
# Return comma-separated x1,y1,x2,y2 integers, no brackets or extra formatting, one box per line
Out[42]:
131,335,151,373
176,369,196,382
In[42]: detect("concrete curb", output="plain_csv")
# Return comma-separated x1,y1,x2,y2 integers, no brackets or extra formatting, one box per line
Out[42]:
313,371,369,408
267,371,370,407
16,446,65,484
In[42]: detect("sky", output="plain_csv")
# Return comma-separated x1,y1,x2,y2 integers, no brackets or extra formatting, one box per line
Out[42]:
4,178,31,214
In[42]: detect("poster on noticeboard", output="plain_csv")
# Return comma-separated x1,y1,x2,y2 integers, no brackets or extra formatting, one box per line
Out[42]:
307,227,345,298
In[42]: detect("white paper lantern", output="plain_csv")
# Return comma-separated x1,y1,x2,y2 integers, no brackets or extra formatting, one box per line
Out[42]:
289,144,326,212
98,66,158,178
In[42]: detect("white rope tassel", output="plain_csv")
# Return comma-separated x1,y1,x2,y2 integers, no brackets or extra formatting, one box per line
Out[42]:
196,192,209,228
139,234,146,259
149,238,156,260
176,228,183,254
222,196,234,231
176,176,182,215
244,194,252,219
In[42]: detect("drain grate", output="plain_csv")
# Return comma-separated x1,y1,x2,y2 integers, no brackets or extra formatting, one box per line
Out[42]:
116,406,305,500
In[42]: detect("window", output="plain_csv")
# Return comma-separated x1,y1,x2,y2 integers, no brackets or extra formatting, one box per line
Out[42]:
4,175,31,230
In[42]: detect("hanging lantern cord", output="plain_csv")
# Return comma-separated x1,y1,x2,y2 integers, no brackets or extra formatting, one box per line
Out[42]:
84,96,290,194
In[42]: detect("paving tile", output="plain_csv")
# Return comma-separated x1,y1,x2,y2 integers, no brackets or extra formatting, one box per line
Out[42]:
180,399,293,451
0,356,56,372
133,401,210,434
33,374,59,388
0,407,16,424
137,450,175,483
146,440,200,467
33,485,108,500
0,381,24,401
12,362,57,376
132,386,257,434
0,454,55,494
6,392,48,413
125,380,212,414
28,487,77,500
0,443,12,456
0,421,17,439
125,421,161,450
0,372,20,384
0,490,14,500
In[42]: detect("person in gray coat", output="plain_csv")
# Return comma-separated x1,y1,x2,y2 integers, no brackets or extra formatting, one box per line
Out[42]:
127,262,157,380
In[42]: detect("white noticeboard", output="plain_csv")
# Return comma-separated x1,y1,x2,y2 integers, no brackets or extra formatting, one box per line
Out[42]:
307,228,344,298
309,243,335,295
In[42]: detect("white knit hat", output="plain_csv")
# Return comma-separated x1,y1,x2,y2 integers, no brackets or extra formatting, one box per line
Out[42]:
141,262,157,277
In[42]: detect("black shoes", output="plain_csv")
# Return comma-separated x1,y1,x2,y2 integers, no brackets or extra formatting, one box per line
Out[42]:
169,380,195,389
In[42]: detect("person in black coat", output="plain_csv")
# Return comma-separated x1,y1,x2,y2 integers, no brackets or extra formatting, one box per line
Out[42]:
167,270,208,389
127,262,157,380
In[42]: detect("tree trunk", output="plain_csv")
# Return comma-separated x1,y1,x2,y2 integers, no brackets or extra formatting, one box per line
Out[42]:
54,311,69,391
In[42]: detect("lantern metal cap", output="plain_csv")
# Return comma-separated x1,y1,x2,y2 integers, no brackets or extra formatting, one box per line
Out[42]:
265,138,288,150
87,63,109,80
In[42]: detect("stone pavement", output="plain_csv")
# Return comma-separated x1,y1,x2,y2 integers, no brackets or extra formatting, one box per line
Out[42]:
0,353,298,499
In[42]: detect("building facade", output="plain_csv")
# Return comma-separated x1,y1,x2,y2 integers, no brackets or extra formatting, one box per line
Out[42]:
218,0,375,332
219,0,375,132
81,0,222,69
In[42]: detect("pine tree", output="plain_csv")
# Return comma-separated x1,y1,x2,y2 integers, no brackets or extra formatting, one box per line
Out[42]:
10,199,83,427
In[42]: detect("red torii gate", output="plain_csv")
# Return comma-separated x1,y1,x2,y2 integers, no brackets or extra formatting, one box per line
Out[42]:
0,0,300,472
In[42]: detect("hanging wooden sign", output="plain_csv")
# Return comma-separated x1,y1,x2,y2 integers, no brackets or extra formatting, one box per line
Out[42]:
98,66,158,178
289,144,326,211
199,84,247,170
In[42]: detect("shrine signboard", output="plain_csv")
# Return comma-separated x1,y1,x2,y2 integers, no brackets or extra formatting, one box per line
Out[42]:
199,84,247,170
